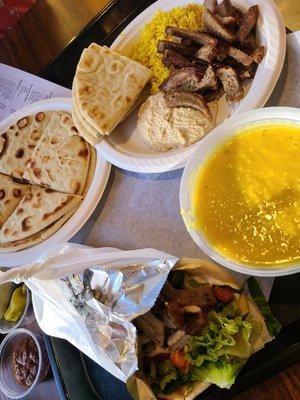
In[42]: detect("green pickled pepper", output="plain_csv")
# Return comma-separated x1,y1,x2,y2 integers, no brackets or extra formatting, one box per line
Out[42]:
4,284,27,322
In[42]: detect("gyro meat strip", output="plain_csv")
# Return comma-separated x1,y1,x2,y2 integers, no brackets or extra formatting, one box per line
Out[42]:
164,300,185,329
240,34,257,51
197,65,218,91
165,26,218,46
164,92,211,118
215,15,237,28
203,9,235,43
227,46,253,66
157,40,195,57
176,285,217,309
216,66,244,102
135,312,165,346
159,67,203,93
161,281,180,301
215,41,229,61
238,64,256,80
167,329,190,351
163,49,194,68
196,44,218,63
251,45,265,64
185,311,207,335
236,5,259,42
203,0,217,12
215,0,244,25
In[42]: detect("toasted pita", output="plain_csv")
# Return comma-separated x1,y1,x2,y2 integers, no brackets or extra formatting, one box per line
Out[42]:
23,112,90,194
0,186,82,243
73,43,152,136
0,207,77,253
71,105,101,146
0,173,29,228
82,145,96,197
0,112,52,179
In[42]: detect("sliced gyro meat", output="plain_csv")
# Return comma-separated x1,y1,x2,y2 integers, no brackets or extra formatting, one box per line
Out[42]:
196,44,218,63
227,46,253,66
176,285,217,309
164,300,185,329
236,5,259,42
157,40,195,57
167,329,190,352
165,26,218,46
215,41,229,61
164,92,211,118
163,49,194,68
214,0,244,25
203,9,236,43
159,67,203,93
215,15,237,28
135,311,165,346
185,311,207,335
161,281,181,301
238,64,256,80
240,34,257,51
216,66,244,102
251,45,265,64
197,65,218,91
203,0,217,12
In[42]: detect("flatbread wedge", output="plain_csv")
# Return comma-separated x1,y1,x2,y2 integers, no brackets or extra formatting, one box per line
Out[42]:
73,43,152,136
0,186,82,243
0,112,52,179
23,112,90,195
72,103,101,146
0,173,29,228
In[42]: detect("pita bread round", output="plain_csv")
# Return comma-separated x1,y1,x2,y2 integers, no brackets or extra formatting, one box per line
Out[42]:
23,112,90,195
0,111,52,179
71,104,102,146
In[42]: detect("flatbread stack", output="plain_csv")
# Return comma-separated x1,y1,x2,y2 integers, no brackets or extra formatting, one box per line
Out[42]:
0,111,94,253
72,43,153,146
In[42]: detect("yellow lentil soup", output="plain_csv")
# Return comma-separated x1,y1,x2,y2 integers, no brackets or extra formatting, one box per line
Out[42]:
130,4,203,94
192,123,300,267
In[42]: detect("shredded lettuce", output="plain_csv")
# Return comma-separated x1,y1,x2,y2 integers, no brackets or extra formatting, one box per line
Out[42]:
247,277,281,337
157,360,178,391
185,311,252,367
191,359,244,389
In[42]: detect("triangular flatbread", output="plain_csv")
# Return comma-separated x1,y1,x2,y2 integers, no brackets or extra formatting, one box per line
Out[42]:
73,43,152,136
0,186,82,243
23,112,90,194
0,173,29,228
0,112,52,179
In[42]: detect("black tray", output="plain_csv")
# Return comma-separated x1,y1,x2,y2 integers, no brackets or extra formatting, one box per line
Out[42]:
40,0,300,398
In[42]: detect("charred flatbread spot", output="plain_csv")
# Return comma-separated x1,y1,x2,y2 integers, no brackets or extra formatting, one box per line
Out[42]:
13,189,22,198
61,115,70,124
15,148,24,158
21,217,31,232
28,144,35,149
78,148,88,158
42,196,72,220
4,199,10,205
0,132,8,159
73,182,81,194
35,112,45,122
23,193,33,202
0,189,5,199
51,137,59,144
125,96,132,104
3,228,9,235
30,129,41,141
17,208,24,215
17,117,29,129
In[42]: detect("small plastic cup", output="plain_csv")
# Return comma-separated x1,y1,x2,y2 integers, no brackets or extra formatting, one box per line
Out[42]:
0,328,49,399
0,287,33,335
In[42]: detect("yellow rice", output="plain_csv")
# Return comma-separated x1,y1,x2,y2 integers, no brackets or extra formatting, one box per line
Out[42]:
130,4,203,94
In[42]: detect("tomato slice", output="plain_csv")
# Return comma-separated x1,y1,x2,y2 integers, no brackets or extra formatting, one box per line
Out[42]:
213,285,234,303
170,350,189,370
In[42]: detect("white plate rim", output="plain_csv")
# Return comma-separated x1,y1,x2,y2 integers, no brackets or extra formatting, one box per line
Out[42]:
0,98,111,267
97,0,286,173
180,106,300,277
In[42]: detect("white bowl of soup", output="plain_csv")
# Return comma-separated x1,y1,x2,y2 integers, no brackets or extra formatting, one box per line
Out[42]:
180,107,300,276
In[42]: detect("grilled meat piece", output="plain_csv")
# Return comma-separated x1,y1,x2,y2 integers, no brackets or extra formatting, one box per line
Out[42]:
176,285,217,309
163,49,194,68
203,9,235,43
159,67,203,93
185,311,207,335
236,5,259,42
240,34,257,51
227,46,253,66
196,44,218,62
164,92,211,118
251,45,265,64
135,312,165,346
144,343,170,357
198,65,218,91
157,40,195,57
238,64,256,80
164,300,185,329
215,0,244,25
165,26,218,46
161,281,180,301
215,41,229,61
216,66,244,102
167,329,190,351
203,0,217,12
215,15,236,28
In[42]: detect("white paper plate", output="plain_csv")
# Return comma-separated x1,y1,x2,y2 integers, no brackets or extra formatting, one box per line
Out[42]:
180,106,300,277
97,0,286,173
0,98,111,267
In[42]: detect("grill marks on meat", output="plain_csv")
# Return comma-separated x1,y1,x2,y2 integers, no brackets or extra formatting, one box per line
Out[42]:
165,26,218,46
135,311,165,346
203,9,235,43
176,285,217,310
157,40,195,57
216,66,244,102
164,92,212,118
236,5,259,42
